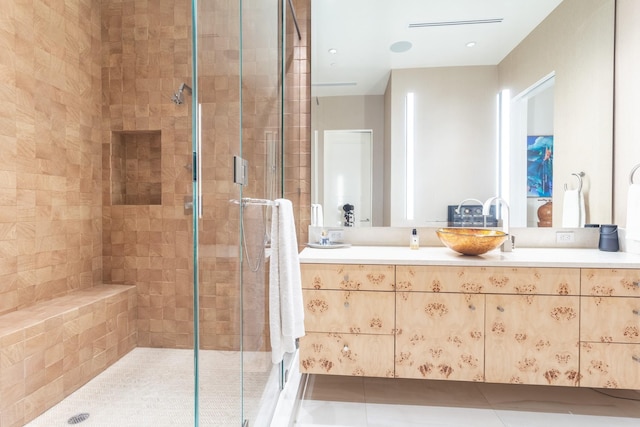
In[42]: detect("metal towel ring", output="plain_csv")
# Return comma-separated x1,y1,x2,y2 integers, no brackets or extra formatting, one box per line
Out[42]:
564,172,584,192
630,164,640,185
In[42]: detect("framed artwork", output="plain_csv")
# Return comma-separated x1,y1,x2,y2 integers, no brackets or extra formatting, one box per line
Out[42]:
527,135,553,197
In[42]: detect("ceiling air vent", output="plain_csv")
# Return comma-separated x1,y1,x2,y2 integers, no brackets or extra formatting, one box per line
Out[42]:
409,18,503,28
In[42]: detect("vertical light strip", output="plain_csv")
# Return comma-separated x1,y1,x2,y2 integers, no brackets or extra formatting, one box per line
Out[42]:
405,92,415,221
198,104,203,218
498,89,511,201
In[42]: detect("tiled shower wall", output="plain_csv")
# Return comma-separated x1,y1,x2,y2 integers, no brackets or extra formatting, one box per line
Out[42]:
101,0,194,348
0,0,309,352
100,0,309,350
0,0,103,316
285,0,311,247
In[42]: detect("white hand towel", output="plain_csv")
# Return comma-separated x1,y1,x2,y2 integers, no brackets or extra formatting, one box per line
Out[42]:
562,189,580,228
626,184,640,241
578,191,586,228
269,199,305,364
316,204,323,227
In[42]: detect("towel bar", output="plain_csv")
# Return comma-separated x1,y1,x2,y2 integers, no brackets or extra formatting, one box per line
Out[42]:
630,164,640,184
230,197,279,206
564,171,585,192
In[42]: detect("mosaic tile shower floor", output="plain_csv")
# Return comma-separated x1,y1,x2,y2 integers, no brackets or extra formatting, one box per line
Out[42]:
26,347,276,427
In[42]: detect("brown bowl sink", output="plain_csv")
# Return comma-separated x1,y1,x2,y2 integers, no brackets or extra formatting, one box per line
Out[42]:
436,227,508,255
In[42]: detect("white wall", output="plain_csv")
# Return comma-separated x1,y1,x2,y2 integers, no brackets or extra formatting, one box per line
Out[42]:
388,66,499,226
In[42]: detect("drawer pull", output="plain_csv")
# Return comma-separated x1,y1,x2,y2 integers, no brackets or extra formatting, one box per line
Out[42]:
468,304,476,311
344,274,349,281
633,281,640,288
497,306,505,312
342,345,350,353
633,309,640,316
344,301,350,308
633,355,640,363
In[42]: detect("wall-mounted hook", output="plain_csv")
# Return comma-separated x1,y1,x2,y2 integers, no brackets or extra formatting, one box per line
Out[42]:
630,163,640,184
564,171,585,192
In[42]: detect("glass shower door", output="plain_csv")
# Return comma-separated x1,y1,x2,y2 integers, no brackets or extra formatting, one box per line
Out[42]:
192,0,284,425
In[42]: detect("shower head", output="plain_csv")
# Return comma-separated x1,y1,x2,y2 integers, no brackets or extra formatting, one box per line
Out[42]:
171,83,193,105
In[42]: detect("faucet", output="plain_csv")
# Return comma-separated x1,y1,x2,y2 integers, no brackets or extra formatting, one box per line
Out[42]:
482,196,514,252
455,198,484,215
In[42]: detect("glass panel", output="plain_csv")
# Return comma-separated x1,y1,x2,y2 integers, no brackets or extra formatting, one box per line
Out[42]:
194,0,284,425
240,0,285,424
194,0,243,425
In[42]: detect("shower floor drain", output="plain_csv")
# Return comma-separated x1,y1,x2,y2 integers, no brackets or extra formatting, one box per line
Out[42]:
67,413,90,424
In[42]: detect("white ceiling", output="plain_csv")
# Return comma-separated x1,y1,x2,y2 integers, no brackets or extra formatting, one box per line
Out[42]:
311,0,564,97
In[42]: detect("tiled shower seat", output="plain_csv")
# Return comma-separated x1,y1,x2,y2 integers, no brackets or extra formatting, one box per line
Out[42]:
0,285,137,427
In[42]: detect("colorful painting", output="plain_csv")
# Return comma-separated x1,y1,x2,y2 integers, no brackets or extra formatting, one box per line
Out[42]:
527,135,553,197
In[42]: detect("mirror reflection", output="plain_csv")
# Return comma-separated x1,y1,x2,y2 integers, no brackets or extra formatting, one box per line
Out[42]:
311,0,614,228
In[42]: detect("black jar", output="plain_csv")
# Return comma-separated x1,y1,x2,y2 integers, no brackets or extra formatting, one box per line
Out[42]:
598,224,619,252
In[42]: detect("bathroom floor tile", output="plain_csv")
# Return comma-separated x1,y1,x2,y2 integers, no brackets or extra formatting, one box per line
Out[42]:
294,375,640,427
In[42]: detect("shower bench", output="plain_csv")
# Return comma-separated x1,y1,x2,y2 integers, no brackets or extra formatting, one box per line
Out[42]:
0,284,137,426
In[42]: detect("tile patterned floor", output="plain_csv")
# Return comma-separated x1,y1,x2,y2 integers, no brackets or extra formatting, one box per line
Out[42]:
293,375,640,427
26,347,278,427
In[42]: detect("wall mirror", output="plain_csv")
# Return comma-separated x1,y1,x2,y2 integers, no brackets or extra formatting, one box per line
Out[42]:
311,0,614,228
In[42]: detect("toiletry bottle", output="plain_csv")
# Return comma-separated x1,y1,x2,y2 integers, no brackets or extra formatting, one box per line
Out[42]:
410,228,419,249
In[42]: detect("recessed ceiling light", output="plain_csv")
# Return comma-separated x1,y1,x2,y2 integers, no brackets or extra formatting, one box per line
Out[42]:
390,41,412,53
466,41,476,48
328,48,337,54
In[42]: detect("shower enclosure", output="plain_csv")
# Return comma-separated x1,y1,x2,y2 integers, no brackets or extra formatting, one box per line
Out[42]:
192,0,288,425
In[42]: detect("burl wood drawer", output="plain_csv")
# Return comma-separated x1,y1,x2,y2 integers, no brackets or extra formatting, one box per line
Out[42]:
299,332,395,377
580,342,640,389
303,289,395,335
396,265,579,295
301,264,395,291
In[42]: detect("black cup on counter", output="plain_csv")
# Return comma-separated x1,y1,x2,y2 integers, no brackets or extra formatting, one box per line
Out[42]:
598,224,619,252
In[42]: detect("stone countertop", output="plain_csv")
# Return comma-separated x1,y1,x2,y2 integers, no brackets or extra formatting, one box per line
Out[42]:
299,246,640,268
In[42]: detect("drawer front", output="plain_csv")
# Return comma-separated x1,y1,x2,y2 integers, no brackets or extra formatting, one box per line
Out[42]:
397,265,579,295
485,294,580,386
395,292,485,382
303,290,395,335
581,296,640,343
301,264,395,291
580,342,640,389
299,332,395,377
581,269,640,297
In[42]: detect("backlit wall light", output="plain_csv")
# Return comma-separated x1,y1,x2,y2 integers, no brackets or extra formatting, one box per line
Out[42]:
466,41,476,47
328,48,337,54
405,92,415,221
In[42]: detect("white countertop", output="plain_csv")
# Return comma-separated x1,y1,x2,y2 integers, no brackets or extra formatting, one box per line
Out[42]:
299,246,640,268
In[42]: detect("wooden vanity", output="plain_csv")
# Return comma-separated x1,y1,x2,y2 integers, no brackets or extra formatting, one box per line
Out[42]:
298,247,640,389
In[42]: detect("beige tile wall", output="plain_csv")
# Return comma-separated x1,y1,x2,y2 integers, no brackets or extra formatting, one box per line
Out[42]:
0,0,103,316
286,0,312,248
100,0,195,349
0,0,309,356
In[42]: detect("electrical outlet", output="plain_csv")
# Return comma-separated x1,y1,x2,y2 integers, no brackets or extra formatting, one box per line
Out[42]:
556,231,575,243
328,229,344,243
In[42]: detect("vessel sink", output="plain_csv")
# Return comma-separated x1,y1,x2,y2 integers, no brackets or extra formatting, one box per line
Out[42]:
436,227,508,255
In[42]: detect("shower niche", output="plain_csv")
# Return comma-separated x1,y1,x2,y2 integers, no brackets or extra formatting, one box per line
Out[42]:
110,130,162,205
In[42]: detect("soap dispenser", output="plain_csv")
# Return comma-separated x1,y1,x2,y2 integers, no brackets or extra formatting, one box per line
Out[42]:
410,228,419,250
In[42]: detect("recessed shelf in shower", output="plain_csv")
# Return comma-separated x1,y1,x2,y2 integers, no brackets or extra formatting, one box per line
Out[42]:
110,130,162,205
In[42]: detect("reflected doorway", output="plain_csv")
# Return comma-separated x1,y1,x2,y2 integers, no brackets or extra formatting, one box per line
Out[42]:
320,130,373,227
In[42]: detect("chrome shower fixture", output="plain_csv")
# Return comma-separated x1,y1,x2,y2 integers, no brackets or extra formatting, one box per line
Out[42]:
171,83,192,105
